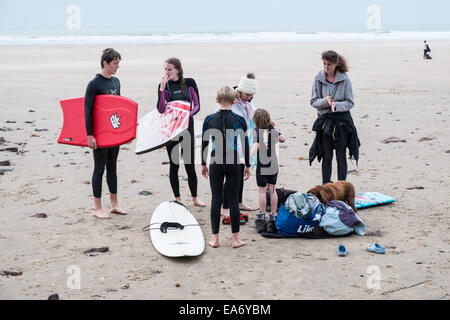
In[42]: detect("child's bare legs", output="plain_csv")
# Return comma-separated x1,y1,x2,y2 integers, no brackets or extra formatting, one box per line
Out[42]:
93,197,111,219
268,184,278,216
258,186,268,215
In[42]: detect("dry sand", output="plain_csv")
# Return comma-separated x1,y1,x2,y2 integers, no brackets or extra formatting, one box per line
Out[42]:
0,41,449,300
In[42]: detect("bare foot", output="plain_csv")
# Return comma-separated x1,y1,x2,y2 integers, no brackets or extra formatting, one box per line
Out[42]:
239,203,257,211
208,235,219,248
232,240,246,248
193,198,206,207
93,209,111,219
231,232,245,248
110,208,127,215
208,241,219,248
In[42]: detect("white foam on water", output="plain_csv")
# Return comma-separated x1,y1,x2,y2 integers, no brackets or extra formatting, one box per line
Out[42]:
1,31,450,45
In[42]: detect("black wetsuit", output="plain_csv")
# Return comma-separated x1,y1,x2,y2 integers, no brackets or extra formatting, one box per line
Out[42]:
84,74,121,198
157,78,200,198
254,128,280,187
201,109,250,234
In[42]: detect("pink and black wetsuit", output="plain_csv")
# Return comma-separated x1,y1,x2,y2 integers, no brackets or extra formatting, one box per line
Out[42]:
157,78,200,199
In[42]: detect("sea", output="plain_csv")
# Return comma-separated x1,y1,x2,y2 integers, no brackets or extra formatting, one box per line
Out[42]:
1,27,450,45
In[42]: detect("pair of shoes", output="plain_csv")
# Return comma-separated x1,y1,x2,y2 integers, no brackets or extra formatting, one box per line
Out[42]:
338,244,348,256
366,243,386,254
266,214,277,233
222,213,248,225
222,216,230,225
255,213,266,233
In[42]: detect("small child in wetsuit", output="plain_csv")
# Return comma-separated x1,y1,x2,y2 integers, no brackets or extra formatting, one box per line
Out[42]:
201,85,251,248
250,109,286,233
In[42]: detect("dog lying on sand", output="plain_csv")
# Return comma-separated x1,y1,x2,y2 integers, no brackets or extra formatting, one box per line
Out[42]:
308,181,357,212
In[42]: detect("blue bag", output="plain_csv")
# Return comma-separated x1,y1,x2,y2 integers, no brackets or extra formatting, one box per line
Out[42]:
275,193,325,236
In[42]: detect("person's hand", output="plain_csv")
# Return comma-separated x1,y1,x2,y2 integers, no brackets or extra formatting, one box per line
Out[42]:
331,101,336,112
243,167,251,181
87,135,97,150
160,74,169,91
326,94,333,106
201,165,209,179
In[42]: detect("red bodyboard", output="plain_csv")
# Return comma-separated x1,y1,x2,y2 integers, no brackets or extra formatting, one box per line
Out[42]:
58,95,138,148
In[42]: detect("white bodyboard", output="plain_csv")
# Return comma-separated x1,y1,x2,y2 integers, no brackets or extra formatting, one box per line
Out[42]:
135,100,190,154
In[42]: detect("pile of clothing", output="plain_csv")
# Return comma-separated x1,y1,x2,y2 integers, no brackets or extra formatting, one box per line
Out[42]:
262,191,366,239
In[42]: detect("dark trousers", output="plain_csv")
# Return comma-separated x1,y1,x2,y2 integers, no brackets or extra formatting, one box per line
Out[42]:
321,134,347,184
92,146,120,198
165,118,198,198
209,164,241,234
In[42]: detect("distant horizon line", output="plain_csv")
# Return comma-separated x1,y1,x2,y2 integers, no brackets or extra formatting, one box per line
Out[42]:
1,30,450,46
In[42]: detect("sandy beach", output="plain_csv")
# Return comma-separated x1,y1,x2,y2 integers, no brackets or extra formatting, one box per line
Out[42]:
0,41,449,300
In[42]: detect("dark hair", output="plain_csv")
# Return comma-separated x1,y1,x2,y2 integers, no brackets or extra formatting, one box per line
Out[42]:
321,50,349,73
165,57,184,92
246,72,256,79
101,48,121,68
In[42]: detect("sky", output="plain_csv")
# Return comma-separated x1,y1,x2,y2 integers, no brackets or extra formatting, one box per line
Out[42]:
1,0,449,34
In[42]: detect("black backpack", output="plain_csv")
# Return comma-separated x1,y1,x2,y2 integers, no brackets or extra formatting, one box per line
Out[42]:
266,187,298,212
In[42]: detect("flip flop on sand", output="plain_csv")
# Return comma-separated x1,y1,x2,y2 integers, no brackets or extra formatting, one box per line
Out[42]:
338,244,348,256
366,243,385,254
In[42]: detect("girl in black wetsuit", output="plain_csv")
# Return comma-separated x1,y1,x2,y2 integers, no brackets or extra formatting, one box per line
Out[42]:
157,57,205,207
201,86,250,248
84,48,127,219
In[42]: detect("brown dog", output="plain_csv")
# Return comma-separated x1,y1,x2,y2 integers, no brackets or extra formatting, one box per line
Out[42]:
307,181,357,212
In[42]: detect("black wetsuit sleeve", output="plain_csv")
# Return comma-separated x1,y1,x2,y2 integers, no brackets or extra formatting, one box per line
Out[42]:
201,118,210,166
84,80,96,136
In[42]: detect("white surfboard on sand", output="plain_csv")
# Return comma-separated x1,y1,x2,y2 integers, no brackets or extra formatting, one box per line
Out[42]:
149,201,205,257
135,100,190,155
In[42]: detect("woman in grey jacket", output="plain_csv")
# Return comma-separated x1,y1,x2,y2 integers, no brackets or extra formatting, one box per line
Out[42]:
310,50,359,184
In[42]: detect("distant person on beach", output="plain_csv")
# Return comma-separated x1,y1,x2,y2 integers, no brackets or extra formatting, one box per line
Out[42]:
201,85,250,248
216,73,258,225
309,50,360,184
423,40,432,59
157,57,205,207
250,108,286,233
85,48,127,219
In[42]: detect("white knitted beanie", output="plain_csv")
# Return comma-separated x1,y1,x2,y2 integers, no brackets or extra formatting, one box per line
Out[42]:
237,76,257,95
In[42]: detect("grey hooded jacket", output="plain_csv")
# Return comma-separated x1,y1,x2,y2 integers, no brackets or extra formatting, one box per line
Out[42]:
310,70,354,115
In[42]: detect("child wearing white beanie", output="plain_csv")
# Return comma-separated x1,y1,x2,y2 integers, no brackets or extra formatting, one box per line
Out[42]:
237,73,257,95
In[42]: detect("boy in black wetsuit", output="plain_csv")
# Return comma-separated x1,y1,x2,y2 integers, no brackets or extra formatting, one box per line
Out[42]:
201,86,250,248
84,48,126,219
